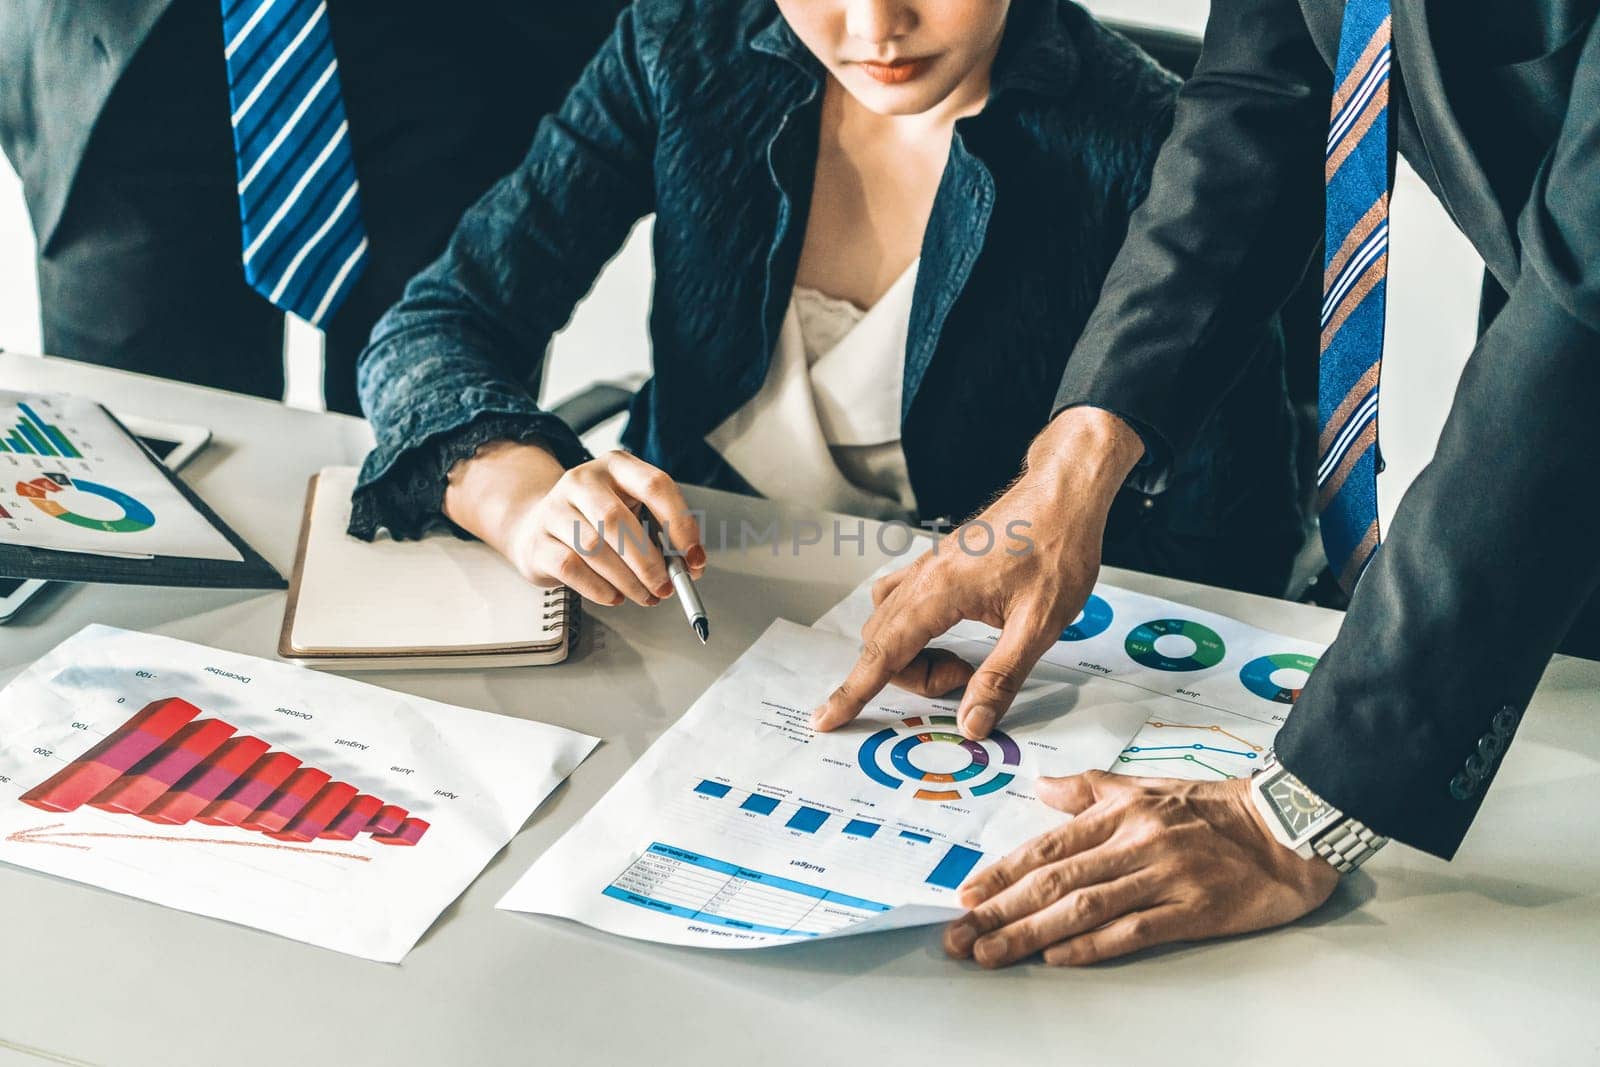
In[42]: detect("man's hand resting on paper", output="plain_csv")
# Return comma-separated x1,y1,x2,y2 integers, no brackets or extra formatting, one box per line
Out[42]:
943,772,1339,966
443,441,706,607
810,406,1146,740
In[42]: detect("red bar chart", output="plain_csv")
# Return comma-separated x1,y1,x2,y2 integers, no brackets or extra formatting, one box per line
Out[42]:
90,719,237,815
17,698,201,812
273,781,359,842
241,768,332,833
141,737,272,825
318,793,382,841
20,698,427,847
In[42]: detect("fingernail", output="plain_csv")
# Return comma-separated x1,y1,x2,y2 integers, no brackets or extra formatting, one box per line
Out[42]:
687,545,707,569
809,708,829,730
974,935,1007,967
656,582,674,599
646,596,661,607
959,886,987,909
611,594,625,607
947,923,977,955
963,706,996,739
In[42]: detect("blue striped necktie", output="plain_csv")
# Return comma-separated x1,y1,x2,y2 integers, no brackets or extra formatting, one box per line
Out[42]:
221,0,369,328
1319,0,1393,594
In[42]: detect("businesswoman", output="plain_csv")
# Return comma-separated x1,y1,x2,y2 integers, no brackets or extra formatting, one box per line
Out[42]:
351,0,1303,612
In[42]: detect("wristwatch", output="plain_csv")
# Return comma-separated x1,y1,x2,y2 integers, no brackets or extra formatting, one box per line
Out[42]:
1249,752,1388,874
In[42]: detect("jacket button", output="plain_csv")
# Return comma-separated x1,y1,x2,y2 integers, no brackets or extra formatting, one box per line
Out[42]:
1493,706,1519,735
1464,752,1489,777
1477,734,1503,761
1449,772,1475,800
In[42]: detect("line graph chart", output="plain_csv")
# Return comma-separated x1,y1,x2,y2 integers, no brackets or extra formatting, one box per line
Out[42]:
1116,718,1272,780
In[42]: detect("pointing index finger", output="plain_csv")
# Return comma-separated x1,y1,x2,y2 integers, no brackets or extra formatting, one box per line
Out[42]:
811,592,952,732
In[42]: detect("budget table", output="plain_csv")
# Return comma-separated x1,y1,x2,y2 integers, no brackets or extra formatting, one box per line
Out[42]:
1,352,1596,1066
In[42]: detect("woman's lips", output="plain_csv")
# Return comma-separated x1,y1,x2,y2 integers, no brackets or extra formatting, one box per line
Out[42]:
856,57,931,84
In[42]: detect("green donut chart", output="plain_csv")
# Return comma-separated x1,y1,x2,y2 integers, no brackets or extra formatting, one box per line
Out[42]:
1124,619,1227,672
15,474,155,534
1238,652,1319,703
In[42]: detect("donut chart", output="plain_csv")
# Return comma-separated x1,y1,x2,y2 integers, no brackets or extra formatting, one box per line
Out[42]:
1060,594,1114,642
1124,619,1226,672
16,474,155,534
1239,652,1319,703
857,715,1021,801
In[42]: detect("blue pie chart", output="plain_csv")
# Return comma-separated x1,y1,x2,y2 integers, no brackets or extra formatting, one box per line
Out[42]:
1060,594,1114,642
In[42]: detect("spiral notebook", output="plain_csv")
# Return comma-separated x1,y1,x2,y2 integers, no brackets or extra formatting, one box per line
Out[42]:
278,467,578,670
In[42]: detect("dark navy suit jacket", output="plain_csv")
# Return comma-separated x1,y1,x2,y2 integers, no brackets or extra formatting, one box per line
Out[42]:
1055,0,1600,856
352,0,1304,596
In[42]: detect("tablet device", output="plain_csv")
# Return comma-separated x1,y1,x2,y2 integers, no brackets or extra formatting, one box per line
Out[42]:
115,413,213,470
0,413,212,623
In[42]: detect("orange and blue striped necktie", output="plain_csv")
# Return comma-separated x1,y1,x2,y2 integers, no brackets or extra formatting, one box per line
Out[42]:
1319,0,1393,593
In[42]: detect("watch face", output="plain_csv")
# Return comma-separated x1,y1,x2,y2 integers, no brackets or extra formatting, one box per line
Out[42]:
1264,772,1335,842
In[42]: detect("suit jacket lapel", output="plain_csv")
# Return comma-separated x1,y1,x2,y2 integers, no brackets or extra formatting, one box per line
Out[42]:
1393,0,1519,282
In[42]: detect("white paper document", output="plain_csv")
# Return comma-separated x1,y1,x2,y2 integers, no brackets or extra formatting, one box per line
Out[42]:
0,392,241,561
0,626,598,962
498,620,1150,948
815,567,1327,783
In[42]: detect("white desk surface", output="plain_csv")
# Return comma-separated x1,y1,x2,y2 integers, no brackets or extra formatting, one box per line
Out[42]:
0,353,1595,1067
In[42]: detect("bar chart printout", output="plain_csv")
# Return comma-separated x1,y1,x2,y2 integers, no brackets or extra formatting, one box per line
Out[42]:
605,844,892,939
0,625,599,962
526,564,1333,951
19,698,430,847
0,391,243,560
1,401,82,458
498,621,1153,949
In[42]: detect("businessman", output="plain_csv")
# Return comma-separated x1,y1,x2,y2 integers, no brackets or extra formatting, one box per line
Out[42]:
0,0,623,413
814,0,1600,964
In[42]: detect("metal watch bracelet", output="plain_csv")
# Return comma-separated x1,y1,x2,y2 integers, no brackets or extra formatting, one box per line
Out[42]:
1255,752,1389,874
1311,818,1388,874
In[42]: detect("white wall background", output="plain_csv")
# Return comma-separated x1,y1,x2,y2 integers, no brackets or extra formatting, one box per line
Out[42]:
0,162,39,356
0,0,1483,530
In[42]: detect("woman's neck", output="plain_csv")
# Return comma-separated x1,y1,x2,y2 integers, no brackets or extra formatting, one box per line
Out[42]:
793,42,1001,309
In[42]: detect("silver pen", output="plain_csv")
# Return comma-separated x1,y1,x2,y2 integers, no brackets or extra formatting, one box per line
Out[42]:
650,516,709,644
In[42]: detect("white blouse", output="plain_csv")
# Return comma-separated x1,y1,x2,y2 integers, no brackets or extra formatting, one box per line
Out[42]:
704,261,920,522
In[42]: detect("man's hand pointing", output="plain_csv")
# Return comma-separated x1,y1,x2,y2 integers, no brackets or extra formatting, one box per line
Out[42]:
810,407,1146,740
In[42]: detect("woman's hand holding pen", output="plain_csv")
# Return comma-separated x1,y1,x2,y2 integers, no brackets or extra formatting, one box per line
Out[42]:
443,441,705,607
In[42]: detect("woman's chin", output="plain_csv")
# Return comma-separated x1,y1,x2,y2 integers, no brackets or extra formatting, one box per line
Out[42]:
839,75,955,117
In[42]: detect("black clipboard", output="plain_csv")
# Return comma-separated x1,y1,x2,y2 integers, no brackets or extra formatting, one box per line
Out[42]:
0,407,284,590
